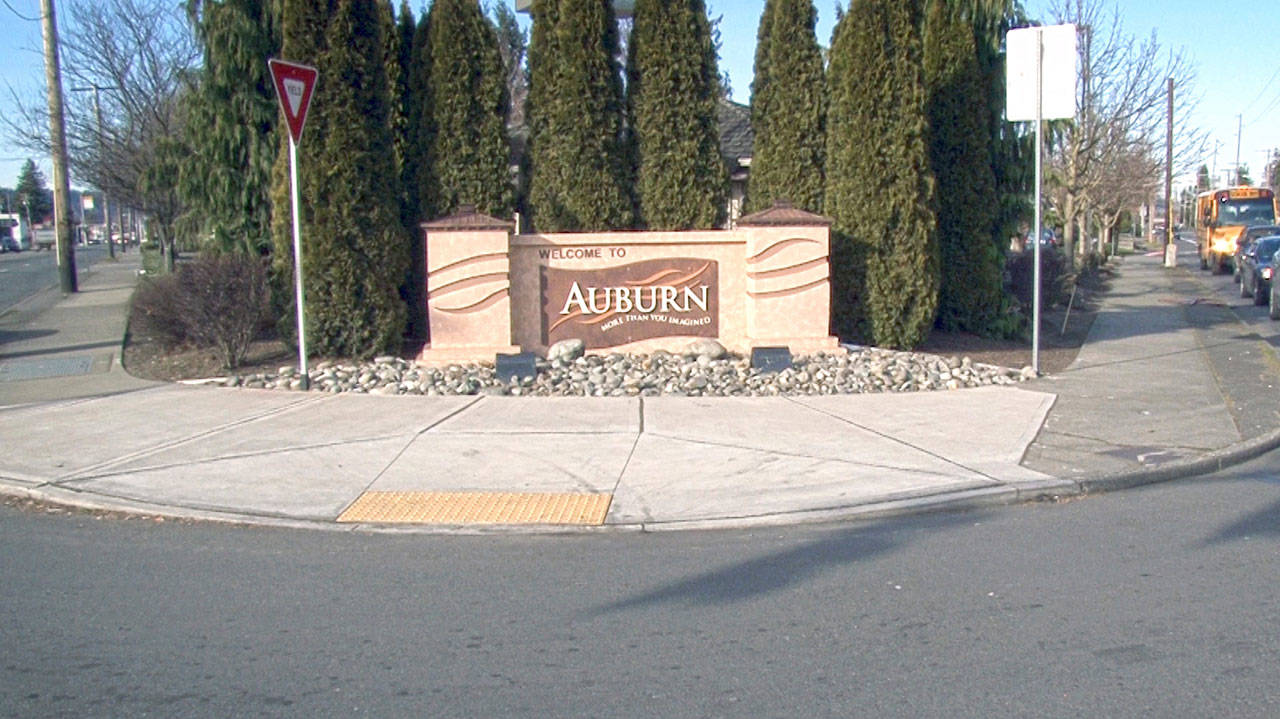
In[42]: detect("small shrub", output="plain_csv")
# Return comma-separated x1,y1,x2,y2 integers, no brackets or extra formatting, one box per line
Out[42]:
132,273,188,349
1006,247,1066,313
140,243,164,275
130,253,270,370
1082,250,1104,272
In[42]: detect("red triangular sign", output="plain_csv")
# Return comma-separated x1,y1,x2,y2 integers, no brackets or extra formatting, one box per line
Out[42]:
268,58,318,145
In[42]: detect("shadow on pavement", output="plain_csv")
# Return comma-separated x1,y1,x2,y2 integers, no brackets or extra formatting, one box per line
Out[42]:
0,339,121,360
1200,497,1280,547
0,329,58,346
587,510,988,616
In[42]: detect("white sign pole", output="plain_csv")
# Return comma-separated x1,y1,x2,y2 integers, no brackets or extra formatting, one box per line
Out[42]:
289,136,309,389
1007,24,1075,377
268,58,317,390
1032,29,1043,375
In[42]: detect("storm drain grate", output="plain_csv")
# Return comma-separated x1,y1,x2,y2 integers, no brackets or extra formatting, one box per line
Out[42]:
337,491,612,525
0,355,96,381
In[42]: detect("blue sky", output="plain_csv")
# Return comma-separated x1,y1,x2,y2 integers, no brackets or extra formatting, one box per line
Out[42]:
2,0,1275,188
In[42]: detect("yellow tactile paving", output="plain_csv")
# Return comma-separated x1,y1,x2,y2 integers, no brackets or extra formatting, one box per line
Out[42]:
336,491,613,525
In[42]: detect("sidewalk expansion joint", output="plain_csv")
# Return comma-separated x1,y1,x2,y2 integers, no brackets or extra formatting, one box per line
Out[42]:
780,396,1005,483
642,430,994,483
60,392,331,481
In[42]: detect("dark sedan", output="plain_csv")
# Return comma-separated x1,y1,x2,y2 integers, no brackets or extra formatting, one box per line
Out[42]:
1240,235,1280,306
1234,224,1280,283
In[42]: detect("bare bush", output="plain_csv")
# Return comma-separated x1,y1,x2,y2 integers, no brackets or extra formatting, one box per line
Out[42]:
131,272,189,349
129,253,269,369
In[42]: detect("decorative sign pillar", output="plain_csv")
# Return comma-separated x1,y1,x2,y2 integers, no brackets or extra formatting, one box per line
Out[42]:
739,201,839,355
417,206,520,365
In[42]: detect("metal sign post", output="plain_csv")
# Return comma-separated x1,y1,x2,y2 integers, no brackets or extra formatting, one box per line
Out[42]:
1033,31,1043,374
1006,24,1077,376
268,59,318,389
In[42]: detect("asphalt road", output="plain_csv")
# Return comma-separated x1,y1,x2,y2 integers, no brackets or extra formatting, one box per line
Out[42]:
1172,232,1280,439
0,244,110,313
2,448,1278,718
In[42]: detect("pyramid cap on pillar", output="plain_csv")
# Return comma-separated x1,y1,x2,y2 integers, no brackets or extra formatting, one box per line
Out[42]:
737,199,832,227
421,204,514,232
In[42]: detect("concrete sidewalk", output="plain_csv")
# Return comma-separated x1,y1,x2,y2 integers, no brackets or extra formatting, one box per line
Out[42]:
2,248,1278,532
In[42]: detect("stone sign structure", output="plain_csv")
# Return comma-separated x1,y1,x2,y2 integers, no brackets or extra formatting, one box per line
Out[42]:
417,202,839,365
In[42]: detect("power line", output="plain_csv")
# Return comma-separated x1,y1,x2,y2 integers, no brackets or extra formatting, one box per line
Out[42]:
1242,65,1280,115
1246,89,1280,128
1,0,39,22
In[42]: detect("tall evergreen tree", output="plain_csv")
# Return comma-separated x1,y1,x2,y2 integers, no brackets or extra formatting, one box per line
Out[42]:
380,1,413,230
14,159,52,224
425,0,513,219
526,0,632,232
923,0,1000,334
303,0,409,357
825,0,938,349
270,0,333,330
406,9,437,222
967,0,1031,260
627,0,726,230
182,0,279,256
390,1,425,339
747,0,825,214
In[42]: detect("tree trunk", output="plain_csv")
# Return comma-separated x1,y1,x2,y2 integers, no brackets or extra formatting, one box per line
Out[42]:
1062,191,1077,271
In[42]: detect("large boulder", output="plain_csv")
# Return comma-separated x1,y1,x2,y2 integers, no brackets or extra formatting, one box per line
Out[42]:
547,338,586,363
685,338,727,360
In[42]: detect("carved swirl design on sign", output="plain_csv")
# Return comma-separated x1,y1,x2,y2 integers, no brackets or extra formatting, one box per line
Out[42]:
746,237,829,299
428,251,510,315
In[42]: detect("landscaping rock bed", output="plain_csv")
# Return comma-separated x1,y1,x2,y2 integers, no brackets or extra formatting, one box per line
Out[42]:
213,341,1036,397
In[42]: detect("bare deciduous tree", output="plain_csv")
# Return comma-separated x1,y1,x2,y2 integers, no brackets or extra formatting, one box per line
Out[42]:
1041,0,1204,266
3,0,198,266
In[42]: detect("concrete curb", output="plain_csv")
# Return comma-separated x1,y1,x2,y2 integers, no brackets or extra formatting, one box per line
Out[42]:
1074,427,1280,494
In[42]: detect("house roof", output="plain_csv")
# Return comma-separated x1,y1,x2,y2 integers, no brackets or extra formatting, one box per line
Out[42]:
718,98,753,165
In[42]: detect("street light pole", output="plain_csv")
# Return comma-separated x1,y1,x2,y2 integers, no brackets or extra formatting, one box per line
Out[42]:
22,198,32,249
72,85,115,259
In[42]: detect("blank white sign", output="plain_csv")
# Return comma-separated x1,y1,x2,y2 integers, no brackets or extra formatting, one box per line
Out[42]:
1006,24,1077,121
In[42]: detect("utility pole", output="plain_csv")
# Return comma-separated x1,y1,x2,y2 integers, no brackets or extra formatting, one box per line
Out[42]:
1235,114,1242,186
40,0,76,292
1163,77,1174,268
1212,140,1221,187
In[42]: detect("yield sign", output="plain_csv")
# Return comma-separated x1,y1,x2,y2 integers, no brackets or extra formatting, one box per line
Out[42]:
268,58,318,145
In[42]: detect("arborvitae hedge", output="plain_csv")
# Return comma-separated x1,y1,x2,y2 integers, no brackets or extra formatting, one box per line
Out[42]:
381,1,413,231
527,0,632,232
407,10,437,222
747,0,825,214
303,0,408,357
923,0,1001,334
824,0,938,349
627,0,726,230
425,0,513,219
387,1,425,339
181,0,279,256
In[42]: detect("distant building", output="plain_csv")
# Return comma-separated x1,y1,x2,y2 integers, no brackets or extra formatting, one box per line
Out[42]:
718,98,753,228
515,0,634,16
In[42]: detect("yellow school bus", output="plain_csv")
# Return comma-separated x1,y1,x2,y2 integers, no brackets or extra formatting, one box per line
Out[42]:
1195,186,1279,272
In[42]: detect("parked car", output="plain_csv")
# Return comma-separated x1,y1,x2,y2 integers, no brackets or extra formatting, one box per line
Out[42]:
1239,235,1280,306
1233,224,1280,283
0,236,19,253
